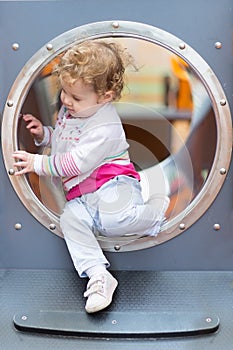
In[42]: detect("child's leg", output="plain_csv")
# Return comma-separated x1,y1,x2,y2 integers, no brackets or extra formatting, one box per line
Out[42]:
60,198,109,277
60,198,117,313
96,175,170,237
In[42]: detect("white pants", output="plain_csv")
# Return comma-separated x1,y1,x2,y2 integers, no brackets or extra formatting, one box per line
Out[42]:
60,175,167,277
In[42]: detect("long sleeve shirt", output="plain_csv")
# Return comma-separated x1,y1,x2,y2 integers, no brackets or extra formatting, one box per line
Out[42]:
34,102,140,198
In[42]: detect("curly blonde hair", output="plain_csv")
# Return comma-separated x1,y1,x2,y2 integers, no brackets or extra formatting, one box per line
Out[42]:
54,40,136,101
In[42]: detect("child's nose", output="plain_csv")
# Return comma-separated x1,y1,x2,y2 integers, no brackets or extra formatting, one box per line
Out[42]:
63,95,72,106
61,91,72,106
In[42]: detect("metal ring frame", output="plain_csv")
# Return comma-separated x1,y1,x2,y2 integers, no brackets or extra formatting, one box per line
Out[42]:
1,21,232,252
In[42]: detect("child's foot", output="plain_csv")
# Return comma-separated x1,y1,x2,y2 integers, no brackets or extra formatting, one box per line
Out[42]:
84,272,118,313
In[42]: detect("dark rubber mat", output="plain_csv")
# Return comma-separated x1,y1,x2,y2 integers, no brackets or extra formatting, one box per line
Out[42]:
1,269,233,349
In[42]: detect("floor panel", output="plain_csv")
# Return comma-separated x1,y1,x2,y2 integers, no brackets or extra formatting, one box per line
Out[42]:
1,269,233,349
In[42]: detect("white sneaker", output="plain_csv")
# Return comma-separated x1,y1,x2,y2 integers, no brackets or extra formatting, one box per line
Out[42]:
84,272,118,313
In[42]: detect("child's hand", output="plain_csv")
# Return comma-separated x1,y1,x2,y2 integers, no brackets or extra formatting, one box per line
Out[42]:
23,114,44,143
12,150,35,175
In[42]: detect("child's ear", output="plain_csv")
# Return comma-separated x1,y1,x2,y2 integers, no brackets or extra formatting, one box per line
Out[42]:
99,91,114,103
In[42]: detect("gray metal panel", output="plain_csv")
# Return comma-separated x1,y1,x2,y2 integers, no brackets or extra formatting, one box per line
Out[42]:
1,0,232,111
0,0,233,271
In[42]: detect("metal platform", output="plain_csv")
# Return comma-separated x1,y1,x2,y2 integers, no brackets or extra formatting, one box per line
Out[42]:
1,269,233,349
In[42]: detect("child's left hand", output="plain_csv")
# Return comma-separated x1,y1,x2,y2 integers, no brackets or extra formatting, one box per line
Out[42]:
12,150,35,175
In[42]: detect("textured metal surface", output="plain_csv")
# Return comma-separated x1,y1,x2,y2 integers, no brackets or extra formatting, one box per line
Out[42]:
1,269,233,349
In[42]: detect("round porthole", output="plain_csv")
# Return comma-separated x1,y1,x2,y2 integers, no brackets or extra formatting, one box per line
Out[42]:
1,21,232,252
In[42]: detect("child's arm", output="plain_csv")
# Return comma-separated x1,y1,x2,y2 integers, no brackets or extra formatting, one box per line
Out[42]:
23,114,45,144
12,122,127,178
12,150,35,176
12,114,53,175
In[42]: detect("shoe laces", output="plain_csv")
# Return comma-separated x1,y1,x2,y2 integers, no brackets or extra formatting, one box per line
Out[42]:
84,275,105,298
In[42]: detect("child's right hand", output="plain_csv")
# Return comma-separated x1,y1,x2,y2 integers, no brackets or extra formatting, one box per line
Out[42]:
23,114,44,143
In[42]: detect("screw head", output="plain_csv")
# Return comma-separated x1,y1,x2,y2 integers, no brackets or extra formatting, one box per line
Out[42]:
179,42,186,50
114,245,121,251
7,100,14,107
15,223,22,230
179,223,186,230
215,42,222,49
49,223,56,230
12,43,20,51
112,21,119,29
220,99,226,106
213,223,221,231
46,43,53,51
219,168,226,175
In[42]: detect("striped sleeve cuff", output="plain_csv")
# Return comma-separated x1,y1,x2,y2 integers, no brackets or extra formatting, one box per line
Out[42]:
34,154,44,175
35,126,53,147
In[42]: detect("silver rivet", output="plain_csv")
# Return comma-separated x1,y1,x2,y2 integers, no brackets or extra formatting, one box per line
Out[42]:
112,21,119,29
8,168,15,175
179,42,186,50
220,168,226,175
7,100,14,107
15,223,22,230
46,43,53,51
213,224,221,231
215,42,222,49
220,99,226,106
21,316,28,321
112,319,117,324
206,317,212,323
49,223,56,230
179,223,185,230
114,245,121,251
12,43,20,51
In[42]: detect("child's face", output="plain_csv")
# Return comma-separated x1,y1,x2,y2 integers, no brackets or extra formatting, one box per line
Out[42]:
60,79,103,117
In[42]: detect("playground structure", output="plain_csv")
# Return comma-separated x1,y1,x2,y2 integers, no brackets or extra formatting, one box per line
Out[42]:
0,1,233,349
